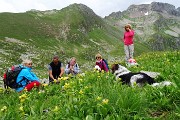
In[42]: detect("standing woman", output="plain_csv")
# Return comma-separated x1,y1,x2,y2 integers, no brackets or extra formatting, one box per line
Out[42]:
123,24,135,63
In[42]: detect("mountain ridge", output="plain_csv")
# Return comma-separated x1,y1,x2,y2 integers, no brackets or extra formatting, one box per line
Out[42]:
105,2,180,50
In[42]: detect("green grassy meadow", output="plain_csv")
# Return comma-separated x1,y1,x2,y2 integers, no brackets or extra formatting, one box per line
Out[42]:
0,51,179,119
0,3,179,119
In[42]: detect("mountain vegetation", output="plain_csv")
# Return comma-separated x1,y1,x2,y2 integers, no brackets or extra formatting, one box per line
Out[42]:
105,2,180,51
0,1,179,119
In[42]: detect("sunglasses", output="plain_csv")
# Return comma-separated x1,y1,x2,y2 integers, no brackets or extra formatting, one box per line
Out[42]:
96,57,101,59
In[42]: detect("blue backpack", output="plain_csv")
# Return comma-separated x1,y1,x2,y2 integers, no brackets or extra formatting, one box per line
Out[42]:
102,59,109,70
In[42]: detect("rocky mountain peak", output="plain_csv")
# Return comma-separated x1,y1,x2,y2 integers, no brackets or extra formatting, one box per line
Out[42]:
177,7,180,12
105,11,122,19
151,2,175,11
67,3,98,17
127,4,151,17
151,2,180,16
127,4,150,13
126,2,180,17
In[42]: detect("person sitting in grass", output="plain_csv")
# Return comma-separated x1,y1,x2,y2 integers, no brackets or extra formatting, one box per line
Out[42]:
16,59,40,92
65,57,80,75
95,53,109,72
48,55,64,83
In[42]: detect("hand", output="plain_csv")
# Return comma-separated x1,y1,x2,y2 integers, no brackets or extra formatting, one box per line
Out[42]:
127,28,131,31
69,66,74,71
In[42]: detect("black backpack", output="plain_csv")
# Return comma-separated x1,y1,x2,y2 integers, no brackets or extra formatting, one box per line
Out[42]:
3,65,24,89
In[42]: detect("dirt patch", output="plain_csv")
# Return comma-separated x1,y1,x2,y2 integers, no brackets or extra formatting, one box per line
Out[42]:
164,30,179,37
5,37,26,44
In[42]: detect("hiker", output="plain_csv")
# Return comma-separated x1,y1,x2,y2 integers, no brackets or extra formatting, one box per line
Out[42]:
16,59,40,92
122,24,135,63
48,55,64,83
65,57,80,75
95,53,109,72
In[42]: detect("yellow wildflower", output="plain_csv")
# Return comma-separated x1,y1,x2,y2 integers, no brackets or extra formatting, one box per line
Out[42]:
102,99,109,105
84,86,89,89
68,73,72,78
77,73,85,77
58,77,63,81
117,78,122,81
19,94,27,99
42,83,48,87
19,106,24,111
52,106,59,112
79,79,83,82
63,77,69,81
20,99,26,103
24,88,28,92
0,87,4,93
54,79,57,83
63,83,70,89
79,90,84,95
133,82,137,87
96,96,102,101
19,94,28,103
1,106,7,112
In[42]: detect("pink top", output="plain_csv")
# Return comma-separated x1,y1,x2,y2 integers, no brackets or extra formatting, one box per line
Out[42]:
96,59,108,72
123,30,134,45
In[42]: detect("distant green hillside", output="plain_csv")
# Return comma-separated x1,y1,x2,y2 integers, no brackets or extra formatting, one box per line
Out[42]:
0,4,150,78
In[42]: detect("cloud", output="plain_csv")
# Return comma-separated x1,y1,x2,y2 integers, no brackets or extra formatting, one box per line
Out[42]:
0,0,179,17
0,0,15,12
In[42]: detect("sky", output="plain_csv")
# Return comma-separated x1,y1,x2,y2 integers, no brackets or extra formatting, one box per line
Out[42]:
0,0,179,17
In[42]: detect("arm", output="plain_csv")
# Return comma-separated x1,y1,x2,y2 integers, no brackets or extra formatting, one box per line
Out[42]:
48,65,55,80
65,64,70,74
96,61,99,65
49,70,55,80
73,64,80,74
127,30,134,37
22,69,40,82
59,67,64,77
59,63,64,77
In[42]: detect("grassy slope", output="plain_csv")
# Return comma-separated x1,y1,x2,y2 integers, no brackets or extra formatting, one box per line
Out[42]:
0,51,179,119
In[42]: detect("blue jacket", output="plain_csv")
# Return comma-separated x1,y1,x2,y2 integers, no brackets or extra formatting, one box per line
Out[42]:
16,65,40,92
